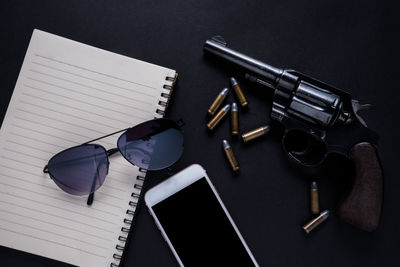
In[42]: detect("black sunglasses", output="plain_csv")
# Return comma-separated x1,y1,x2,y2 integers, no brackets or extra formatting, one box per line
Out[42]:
43,118,184,205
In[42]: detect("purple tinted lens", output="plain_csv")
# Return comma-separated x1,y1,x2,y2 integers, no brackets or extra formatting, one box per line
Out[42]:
47,144,109,196
118,119,183,170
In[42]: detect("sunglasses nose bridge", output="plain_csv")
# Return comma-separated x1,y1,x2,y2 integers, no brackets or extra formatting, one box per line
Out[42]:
106,148,119,157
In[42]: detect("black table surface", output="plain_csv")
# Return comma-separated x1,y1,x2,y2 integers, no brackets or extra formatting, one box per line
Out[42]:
0,1,399,266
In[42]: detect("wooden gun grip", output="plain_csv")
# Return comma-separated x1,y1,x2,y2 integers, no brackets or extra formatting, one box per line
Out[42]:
337,142,383,231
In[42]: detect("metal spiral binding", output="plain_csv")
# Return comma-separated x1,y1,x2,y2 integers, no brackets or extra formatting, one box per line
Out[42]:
121,227,130,233
155,109,165,115
116,245,125,251
158,100,167,107
161,92,170,98
124,218,133,224
118,236,127,242
134,184,143,190
126,210,135,215
136,173,146,181
110,72,175,266
132,192,140,198
155,74,176,117
113,254,122,260
110,167,147,267
137,174,146,181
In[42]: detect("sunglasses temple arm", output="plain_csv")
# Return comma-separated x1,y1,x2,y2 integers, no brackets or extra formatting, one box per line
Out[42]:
86,166,101,206
87,155,113,206
87,170,99,206
87,192,94,205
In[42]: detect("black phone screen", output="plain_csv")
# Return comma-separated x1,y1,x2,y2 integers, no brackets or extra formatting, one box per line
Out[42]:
152,177,256,266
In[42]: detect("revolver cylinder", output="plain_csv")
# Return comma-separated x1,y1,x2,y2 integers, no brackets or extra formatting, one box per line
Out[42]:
204,37,345,128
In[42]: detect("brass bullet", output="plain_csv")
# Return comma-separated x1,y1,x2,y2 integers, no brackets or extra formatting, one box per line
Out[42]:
207,104,230,130
231,102,239,136
208,88,229,116
311,181,320,215
242,125,271,143
302,210,330,234
230,77,248,107
222,139,239,171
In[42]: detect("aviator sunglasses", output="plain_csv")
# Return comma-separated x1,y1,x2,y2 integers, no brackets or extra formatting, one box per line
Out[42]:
43,118,184,205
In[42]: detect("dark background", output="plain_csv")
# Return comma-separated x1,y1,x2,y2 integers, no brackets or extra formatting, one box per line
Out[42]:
0,0,399,266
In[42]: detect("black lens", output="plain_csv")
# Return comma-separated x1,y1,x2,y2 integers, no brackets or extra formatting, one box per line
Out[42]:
47,144,109,195
117,119,184,170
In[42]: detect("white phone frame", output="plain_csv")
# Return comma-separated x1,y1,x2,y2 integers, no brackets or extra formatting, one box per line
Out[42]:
145,164,259,267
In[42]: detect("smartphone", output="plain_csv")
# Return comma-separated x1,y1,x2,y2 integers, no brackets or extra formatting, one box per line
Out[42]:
145,164,259,267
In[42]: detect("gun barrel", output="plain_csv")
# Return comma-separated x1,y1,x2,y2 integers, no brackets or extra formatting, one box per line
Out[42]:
203,38,283,86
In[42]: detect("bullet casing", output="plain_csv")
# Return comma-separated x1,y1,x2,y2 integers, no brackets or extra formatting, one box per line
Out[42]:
230,77,248,107
222,140,239,171
242,125,271,143
208,88,229,116
302,210,329,234
231,103,239,136
311,181,320,215
207,104,230,130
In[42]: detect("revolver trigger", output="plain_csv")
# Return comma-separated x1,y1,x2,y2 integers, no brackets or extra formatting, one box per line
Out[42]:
359,103,373,110
211,35,227,46
351,100,373,127
352,100,373,113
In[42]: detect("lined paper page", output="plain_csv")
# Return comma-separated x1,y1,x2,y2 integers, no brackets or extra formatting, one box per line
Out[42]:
0,29,176,267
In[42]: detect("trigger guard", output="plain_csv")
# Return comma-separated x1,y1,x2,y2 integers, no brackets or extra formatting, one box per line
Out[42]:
282,129,328,166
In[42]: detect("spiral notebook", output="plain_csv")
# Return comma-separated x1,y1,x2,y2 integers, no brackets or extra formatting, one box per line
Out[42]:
0,29,177,266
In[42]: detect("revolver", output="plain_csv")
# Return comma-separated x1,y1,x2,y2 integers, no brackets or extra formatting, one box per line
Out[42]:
203,36,383,232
